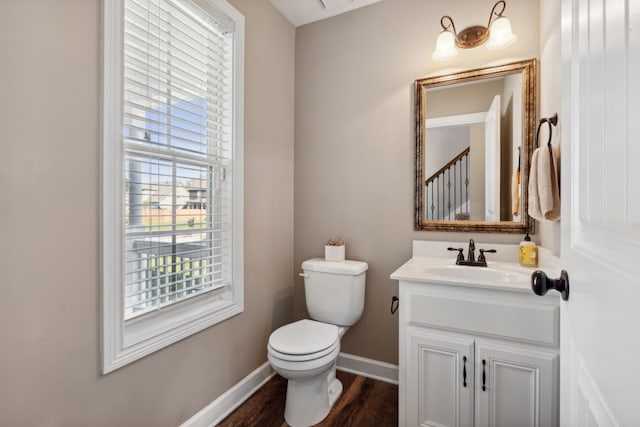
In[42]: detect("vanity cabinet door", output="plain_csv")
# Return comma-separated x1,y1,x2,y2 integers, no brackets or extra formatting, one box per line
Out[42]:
474,343,558,427
407,329,474,427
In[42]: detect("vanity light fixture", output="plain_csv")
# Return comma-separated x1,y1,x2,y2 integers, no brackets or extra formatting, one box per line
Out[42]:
432,0,517,61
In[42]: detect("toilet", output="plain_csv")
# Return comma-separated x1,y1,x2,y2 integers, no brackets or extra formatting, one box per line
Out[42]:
267,258,368,427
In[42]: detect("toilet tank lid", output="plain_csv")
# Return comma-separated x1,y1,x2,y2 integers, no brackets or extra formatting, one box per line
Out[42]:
302,258,368,275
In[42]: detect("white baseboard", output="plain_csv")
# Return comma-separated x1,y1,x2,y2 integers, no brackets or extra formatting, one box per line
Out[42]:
181,353,398,427
336,352,398,385
180,361,275,427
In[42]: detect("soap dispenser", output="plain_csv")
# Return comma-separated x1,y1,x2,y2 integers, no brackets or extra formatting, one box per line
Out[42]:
519,232,538,267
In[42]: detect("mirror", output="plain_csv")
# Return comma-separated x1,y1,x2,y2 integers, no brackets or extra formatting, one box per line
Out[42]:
414,59,537,233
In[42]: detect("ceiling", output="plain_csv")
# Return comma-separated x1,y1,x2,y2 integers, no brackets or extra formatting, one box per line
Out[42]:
270,0,384,27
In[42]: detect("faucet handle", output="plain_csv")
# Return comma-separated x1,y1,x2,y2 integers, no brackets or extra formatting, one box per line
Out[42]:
478,248,497,263
448,247,464,263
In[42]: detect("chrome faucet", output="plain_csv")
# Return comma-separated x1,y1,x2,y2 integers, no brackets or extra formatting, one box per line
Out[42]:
448,239,496,267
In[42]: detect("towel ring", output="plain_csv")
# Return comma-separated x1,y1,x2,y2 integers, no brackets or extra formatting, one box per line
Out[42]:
535,113,558,148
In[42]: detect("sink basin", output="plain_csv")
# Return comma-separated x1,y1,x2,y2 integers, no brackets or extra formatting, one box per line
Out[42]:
423,265,530,284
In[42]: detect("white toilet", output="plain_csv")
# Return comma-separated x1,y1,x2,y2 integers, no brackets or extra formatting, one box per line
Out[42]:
267,258,368,427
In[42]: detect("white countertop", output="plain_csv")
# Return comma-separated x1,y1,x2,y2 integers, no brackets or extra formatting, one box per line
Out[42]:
390,240,561,294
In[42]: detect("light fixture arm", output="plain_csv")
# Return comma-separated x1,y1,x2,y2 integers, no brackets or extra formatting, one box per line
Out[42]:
440,15,457,35
487,0,507,28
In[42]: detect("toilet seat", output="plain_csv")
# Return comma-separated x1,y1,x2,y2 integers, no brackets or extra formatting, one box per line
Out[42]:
268,319,339,362
268,341,340,376
268,341,338,362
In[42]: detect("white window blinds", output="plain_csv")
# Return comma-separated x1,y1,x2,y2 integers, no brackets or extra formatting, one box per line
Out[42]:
122,0,235,319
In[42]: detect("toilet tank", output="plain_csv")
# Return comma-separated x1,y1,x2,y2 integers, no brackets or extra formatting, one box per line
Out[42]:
301,258,368,326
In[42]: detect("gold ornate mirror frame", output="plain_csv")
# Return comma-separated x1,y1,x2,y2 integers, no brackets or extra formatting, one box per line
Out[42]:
415,59,537,233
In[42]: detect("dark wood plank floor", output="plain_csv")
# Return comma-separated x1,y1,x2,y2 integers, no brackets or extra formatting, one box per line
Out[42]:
217,370,398,427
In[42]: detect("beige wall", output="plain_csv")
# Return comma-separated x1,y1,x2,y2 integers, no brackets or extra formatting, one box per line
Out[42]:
426,79,504,118
294,0,540,364
470,123,486,221
0,0,294,425
539,0,562,255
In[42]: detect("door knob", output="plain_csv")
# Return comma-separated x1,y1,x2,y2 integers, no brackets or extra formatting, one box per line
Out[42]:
531,270,570,301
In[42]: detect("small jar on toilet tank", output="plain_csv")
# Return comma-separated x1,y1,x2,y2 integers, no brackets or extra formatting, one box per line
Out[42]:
325,238,345,262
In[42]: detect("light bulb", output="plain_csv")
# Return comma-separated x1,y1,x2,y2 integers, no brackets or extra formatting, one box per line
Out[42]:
432,30,458,61
487,16,517,50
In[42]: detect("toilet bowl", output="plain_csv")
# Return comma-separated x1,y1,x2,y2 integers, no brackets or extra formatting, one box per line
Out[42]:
268,319,343,426
267,258,367,427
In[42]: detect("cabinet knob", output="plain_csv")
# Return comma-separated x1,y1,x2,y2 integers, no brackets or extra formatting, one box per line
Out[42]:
531,270,570,301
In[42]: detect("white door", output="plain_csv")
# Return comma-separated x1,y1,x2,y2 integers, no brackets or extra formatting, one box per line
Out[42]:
475,342,558,427
559,0,640,425
407,329,474,427
484,95,501,221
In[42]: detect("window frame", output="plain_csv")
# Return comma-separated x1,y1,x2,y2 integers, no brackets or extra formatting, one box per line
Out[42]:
101,0,244,374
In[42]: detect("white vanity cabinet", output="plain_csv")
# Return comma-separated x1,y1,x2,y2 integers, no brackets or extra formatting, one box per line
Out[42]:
406,329,475,426
398,280,560,427
474,342,556,427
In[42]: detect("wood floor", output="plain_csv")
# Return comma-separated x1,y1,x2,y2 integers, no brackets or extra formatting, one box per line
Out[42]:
217,370,398,427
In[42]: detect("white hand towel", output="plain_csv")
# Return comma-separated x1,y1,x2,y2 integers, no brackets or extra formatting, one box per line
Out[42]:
528,148,544,221
537,145,555,215
544,145,561,221
529,145,561,222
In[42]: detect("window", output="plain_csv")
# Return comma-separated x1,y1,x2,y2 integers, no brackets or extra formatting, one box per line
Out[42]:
102,0,244,373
